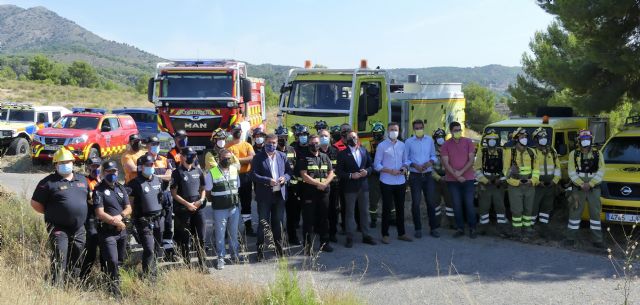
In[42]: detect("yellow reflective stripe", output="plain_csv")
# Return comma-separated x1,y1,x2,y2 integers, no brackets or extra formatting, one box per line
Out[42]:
307,165,319,170
331,160,337,165
320,165,328,170
286,153,295,158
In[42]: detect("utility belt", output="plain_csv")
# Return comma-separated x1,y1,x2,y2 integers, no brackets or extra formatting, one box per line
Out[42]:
97,217,130,234
410,171,433,177
483,173,503,183
135,210,163,225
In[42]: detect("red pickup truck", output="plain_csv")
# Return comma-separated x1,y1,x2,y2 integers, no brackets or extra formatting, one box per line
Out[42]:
32,108,138,162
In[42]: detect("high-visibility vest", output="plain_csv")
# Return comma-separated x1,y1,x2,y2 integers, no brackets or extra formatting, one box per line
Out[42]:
208,166,239,210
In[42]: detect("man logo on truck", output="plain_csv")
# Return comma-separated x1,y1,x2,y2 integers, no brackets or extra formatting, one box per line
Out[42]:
185,122,207,129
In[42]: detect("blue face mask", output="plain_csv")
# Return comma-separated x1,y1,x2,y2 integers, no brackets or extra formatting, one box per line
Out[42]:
177,138,188,147
299,135,308,145
319,136,330,146
90,168,100,178
141,166,154,178
149,145,160,155
57,163,73,175
265,143,276,153
105,173,118,183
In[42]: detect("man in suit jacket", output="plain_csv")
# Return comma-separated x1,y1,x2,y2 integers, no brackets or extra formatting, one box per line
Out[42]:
336,131,377,248
251,133,292,260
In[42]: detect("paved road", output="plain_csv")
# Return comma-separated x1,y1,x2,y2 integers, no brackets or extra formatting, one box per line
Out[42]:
1,172,636,304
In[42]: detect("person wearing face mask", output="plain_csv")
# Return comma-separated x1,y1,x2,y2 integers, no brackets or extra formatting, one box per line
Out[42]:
128,153,165,279
122,134,145,183
404,119,440,239
440,122,477,238
31,148,91,286
373,122,412,244
367,123,386,229
565,130,605,248
330,125,342,145
170,147,207,270
204,128,239,171
226,124,257,237
318,129,341,243
531,128,561,239
251,134,292,260
80,156,105,280
334,124,353,233
503,127,539,241
275,126,302,245
336,131,377,248
252,127,267,154
167,129,190,168
94,161,131,298
473,130,508,237
146,136,175,246
432,128,454,228
298,134,335,255
333,123,352,152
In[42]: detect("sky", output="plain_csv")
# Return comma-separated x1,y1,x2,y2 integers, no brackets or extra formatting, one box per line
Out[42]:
1,0,555,68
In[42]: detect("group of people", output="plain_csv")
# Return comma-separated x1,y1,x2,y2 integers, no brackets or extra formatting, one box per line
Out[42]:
30,118,605,298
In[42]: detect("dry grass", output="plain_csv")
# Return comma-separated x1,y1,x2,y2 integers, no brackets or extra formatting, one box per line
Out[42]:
0,188,363,305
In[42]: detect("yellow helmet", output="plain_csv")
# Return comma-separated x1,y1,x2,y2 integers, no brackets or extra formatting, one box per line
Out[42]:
483,129,499,140
52,147,75,163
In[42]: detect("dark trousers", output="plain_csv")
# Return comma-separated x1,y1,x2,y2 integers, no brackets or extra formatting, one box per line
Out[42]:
447,180,477,231
381,182,406,237
409,173,440,231
47,224,86,286
162,190,174,240
285,185,302,242
340,183,360,231
257,191,285,249
80,219,105,279
135,216,164,278
98,228,127,296
328,182,340,237
239,173,253,219
302,189,330,246
174,209,206,267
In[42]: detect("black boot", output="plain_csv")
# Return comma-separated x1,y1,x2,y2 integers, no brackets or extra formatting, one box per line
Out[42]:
245,220,256,237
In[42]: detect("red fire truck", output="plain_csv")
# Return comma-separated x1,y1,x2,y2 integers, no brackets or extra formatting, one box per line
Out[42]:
147,59,266,151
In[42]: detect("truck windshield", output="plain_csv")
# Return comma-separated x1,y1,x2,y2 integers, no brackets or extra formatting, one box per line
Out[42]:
161,73,233,98
286,81,351,114
1,110,35,122
603,137,640,164
54,116,99,130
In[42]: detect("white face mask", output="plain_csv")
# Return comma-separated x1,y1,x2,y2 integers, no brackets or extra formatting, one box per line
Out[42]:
388,131,399,140
216,140,226,148
581,139,591,147
487,139,497,147
255,137,265,145
518,138,528,146
538,138,548,146
436,138,445,146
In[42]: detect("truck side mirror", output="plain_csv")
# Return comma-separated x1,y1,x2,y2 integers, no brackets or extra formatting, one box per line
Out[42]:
280,83,291,94
241,78,252,103
147,78,154,102
557,144,568,156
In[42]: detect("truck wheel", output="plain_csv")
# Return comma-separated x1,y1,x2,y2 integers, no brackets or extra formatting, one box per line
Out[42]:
6,138,29,155
88,147,100,160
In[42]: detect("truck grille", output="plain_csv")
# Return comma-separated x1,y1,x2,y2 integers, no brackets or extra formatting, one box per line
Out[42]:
169,116,222,133
602,182,640,201
44,137,68,145
602,205,640,215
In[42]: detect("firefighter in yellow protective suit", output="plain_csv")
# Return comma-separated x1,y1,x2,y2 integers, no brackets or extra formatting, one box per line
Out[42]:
565,130,605,248
531,127,561,239
503,128,539,240
474,129,508,236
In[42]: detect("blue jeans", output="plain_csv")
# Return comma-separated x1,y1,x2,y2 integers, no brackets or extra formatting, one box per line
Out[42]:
447,180,477,231
213,206,240,260
409,172,439,231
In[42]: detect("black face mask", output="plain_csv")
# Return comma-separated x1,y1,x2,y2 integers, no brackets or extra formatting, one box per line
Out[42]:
131,141,141,151
341,131,349,140
331,133,341,142
347,137,357,147
219,158,231,168
277,138,287,147
309,143,319,153
185,155,196,165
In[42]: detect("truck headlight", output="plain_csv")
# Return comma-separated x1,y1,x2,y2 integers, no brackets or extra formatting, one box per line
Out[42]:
227,101,238,108
69,134,88,144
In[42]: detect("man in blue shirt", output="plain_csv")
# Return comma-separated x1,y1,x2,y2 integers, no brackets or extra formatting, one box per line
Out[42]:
404,119,440,238
373,122,412,244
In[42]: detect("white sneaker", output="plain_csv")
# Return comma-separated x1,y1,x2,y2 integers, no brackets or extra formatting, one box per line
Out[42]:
216,259,225,270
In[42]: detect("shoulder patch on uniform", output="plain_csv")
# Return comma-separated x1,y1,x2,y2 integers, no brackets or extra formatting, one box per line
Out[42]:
104,189,111,196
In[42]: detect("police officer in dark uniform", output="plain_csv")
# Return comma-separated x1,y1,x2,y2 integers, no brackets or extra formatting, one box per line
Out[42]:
171,147,207,269
317,127,340,242
80,156,104,279
167,129,200,168
146,135,175,255
299,134,335,254
31,148,90,285
128,153,165,278
275,126,300,245
93,160,131,297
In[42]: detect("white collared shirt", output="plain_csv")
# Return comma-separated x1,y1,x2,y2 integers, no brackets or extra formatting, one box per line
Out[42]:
268,153,280,192
350,145,361,167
